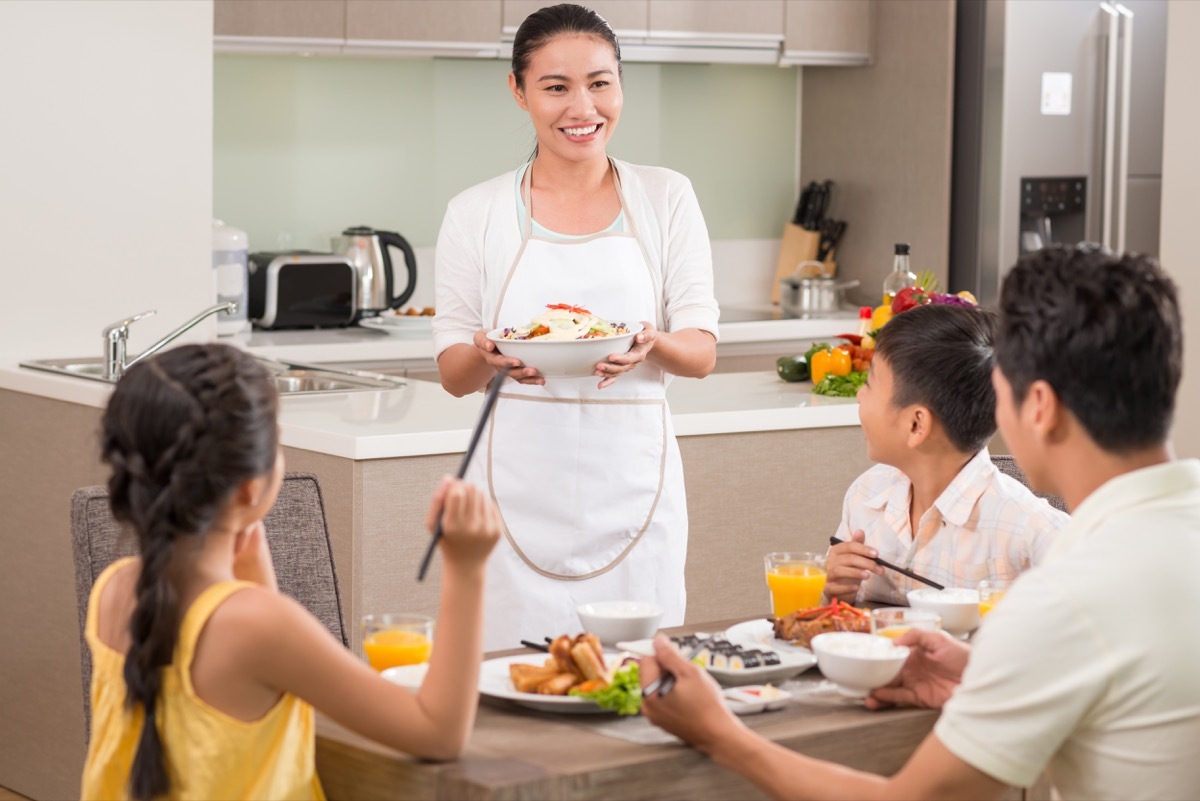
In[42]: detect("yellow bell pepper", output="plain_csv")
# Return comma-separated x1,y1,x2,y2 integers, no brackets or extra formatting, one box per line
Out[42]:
810,347,852,385
871,304,894,330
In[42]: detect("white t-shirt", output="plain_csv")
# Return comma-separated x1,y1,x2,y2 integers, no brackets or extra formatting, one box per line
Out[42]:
432,158,720,359
935,459,1200,800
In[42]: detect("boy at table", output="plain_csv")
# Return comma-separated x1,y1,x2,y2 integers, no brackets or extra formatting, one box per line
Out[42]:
640,244,1200,800
824,302,1067,604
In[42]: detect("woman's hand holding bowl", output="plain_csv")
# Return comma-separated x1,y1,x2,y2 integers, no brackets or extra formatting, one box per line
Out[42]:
472,329,545,385
596,321,657,389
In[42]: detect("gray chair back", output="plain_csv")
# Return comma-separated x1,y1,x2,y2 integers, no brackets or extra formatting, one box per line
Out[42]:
990,454,1069,513
70,472,347,739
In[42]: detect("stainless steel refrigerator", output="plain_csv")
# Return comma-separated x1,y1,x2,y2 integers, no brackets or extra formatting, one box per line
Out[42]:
949,0,1167,304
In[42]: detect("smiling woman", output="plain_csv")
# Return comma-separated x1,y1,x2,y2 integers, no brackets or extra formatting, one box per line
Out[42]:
432,3,721,652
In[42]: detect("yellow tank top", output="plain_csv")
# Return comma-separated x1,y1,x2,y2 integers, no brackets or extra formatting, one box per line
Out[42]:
81,558,325,800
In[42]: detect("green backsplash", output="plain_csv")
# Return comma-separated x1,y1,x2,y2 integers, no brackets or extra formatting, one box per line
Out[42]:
214,55,797,250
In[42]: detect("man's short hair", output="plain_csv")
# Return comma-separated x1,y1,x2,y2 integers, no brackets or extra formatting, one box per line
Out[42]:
874,302,999,454
995,243,1182,453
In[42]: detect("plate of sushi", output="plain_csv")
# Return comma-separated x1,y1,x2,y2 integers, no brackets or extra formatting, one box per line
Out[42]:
618,630,817,687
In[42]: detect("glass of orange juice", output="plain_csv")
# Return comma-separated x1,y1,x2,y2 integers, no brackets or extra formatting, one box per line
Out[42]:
870,607,941,640
978,579,1009,618
764,552,827,617
361,613,434,671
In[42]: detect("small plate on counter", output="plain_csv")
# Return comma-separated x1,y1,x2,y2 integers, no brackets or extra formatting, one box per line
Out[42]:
359,314,433,336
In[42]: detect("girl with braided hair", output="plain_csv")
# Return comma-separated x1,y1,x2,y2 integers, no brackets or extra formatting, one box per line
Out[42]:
81,343,501,800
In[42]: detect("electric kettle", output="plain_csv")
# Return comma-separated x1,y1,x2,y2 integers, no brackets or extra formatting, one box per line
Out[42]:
331,226,418,316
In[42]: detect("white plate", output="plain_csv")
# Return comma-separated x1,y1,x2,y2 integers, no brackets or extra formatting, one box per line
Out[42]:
618,625,817,687
359,315,433,336
478,654,616,714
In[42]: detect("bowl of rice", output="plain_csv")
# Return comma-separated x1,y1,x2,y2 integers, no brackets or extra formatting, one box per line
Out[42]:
486,304,641,378
907,588,981,637
810,632,909,698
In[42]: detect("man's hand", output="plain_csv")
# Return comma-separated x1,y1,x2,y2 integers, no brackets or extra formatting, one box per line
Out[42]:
866,629,971,711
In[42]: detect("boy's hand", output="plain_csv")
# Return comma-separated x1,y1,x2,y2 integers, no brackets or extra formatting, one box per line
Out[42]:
425,476,502,570
824,530,882,602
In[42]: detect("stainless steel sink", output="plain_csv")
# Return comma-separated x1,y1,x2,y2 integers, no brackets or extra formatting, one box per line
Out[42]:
20,356,405,395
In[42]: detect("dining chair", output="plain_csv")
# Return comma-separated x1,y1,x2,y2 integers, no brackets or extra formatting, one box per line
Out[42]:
990,454,1069,513
69,472,348,740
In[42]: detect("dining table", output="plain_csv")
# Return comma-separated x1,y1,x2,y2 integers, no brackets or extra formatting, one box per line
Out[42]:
314,617,1050,801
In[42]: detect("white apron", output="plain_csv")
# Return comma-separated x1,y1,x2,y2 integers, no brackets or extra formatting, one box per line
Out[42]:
469,164,688,652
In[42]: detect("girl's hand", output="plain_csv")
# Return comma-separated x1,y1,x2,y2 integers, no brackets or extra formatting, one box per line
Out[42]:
824,530,882,602
473,329,544,386
232,521,278,591
425,477,502,571
595,321,658,389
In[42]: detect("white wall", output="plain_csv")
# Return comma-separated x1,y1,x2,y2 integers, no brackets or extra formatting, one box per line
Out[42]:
0,1,214,365
1161,0,1200,457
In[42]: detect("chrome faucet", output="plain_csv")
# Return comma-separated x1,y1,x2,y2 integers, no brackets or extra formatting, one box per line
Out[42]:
102,302,236,380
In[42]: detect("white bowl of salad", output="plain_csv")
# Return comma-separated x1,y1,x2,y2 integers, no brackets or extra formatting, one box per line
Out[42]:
487,304,642,378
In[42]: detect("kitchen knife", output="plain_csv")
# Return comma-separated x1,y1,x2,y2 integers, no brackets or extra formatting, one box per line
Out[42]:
793,181,817,227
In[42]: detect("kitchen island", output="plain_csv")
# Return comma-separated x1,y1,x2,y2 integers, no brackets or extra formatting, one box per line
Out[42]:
0,326,869,800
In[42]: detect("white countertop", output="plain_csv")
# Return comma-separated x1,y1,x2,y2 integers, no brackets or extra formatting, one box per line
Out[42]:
0,363,859,460
234,310,860,364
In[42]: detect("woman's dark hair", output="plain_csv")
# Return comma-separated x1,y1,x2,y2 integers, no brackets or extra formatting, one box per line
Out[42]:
875,302,999,454
100,343,279,801
995,243,1182,453
511,3,622,90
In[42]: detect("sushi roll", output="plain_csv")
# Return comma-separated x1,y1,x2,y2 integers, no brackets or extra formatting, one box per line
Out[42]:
728,649,763,670
761,650,782,666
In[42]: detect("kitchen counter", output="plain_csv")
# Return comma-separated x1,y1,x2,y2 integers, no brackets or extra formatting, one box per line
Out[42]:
232,309,861,363
0,363,858,459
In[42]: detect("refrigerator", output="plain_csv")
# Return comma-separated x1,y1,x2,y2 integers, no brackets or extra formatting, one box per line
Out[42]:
949,0,1167,304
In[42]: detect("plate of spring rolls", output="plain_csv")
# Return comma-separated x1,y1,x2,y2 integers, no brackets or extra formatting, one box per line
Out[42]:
480,633,631,714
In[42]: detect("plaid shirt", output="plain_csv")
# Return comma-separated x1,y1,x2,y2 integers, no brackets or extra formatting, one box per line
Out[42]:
833,449,1068,605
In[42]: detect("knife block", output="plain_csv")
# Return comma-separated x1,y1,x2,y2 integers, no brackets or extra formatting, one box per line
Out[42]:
771,223,836,304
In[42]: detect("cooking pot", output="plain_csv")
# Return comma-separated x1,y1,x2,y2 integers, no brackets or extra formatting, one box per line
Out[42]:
780,261,859,319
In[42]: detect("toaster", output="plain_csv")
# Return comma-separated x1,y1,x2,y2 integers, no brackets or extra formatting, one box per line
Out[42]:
248,251,359,330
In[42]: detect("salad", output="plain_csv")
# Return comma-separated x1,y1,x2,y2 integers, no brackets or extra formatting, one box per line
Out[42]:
499,303,630,341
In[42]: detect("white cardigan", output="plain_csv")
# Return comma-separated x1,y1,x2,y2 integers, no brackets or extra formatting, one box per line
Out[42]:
432,158,720,359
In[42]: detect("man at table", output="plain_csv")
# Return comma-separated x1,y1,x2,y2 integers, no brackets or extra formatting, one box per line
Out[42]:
639,244,1200,800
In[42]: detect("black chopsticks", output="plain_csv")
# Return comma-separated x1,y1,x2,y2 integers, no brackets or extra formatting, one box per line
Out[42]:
416,369,508,581
828,536,945,590
520,639,551,653
641,635,716,699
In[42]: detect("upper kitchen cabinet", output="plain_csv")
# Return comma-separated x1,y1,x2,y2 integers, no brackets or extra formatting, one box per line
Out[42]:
214,0,345,53
781,0,874,66
645,0,783,62
503,0,649,39
344,1,502,57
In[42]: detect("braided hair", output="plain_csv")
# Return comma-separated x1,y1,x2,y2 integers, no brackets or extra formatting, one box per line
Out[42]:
99,343,279,801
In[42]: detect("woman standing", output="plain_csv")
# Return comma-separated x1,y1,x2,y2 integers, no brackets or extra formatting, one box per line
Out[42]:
433,3,719,650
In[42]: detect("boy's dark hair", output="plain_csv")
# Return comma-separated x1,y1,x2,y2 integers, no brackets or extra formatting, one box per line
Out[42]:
995,243,1182,453
875,302,998,453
